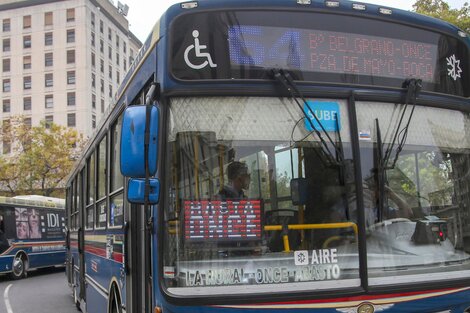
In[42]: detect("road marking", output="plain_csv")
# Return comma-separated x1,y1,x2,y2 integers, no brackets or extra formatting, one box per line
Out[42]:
4,284,13,313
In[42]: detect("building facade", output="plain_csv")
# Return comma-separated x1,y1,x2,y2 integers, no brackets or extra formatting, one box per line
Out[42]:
0,0,141,154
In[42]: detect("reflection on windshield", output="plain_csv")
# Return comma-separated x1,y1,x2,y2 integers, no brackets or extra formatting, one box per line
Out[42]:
357,101,470,285
163,97,470,295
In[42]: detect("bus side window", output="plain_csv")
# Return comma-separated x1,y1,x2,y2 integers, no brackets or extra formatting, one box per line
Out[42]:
0,214,9,254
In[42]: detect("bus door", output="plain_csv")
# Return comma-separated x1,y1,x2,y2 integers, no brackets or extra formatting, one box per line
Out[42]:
77,169,86,304
126,202,152,313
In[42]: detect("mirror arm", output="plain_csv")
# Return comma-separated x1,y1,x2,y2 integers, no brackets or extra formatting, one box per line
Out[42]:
145,82,159,105
144,82,159,205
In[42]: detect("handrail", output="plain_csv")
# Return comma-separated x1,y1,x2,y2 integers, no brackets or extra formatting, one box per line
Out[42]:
264,222,358,234
167,221,358,251
264,222,358,252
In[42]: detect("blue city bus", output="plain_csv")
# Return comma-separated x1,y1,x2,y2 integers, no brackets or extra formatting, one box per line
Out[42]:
0,195,65,279
66,0,470,312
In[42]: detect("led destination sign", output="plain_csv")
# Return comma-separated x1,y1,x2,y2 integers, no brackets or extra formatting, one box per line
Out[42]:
184,200,262,242
171,11,469,96
228,26,438,83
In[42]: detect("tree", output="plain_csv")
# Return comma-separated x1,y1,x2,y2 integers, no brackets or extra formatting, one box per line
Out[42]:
413,0,470,32
0,116,86,197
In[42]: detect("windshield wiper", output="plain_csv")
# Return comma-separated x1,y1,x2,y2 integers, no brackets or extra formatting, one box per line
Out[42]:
374,79,421,222
271,68,343,166
375,118,386,222
383,79,422,169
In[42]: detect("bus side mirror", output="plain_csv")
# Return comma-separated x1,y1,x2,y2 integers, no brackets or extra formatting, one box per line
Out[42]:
120,105,159,178
128,178,160,204
291,178,308,205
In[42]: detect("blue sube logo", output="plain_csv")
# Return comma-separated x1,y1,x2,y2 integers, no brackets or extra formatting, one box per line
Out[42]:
303,101,341,132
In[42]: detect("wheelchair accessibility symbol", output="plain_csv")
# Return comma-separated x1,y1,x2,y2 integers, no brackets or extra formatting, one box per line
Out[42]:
184,30,217,70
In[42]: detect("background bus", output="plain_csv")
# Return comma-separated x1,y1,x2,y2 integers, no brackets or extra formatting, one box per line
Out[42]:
0,195,66,279
66,0,470,312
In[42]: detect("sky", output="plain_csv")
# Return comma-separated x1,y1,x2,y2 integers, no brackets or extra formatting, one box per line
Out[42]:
125,0,469,42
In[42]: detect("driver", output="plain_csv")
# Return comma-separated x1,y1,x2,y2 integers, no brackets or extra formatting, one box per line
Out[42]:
330,175,413,228
218,161,251,199
362,176,413,226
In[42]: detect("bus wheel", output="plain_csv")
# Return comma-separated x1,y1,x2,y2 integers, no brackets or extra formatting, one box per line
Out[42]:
10,255,26,279
109,286,122,313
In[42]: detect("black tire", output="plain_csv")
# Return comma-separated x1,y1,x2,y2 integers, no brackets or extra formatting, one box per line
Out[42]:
10,255,25,280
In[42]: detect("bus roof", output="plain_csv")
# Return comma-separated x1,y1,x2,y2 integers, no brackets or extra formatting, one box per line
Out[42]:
163,0,466,36
0,195,65,210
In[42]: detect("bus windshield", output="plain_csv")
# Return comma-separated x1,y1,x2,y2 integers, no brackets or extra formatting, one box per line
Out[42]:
162,96,470,296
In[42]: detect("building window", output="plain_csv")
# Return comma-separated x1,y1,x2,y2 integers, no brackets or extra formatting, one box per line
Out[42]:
45,115,53,128
44,12,53,26
108,46,112,60
100,79,104,93
45,73,53,87
99,20,103,33
66,9,75,22
92,114,96,128
45,32,53,46
24,97,31,110
67,71,75,84
100,39,104,53
91,32,95,46
67,113,76,127
2,39,10,52
116,53,120,65
123,41,126,54
116,35,119,48
45,52,53,67
91,12,95,27
92,94,96,109
24,118,31,128
109,84,113,97
67,50,75,64
92,73,96,88
2,58,10,72
67,29,75,43
3,99,10,113
3,79,10,92
2,120,11,154
91,52,95,68
23,15,31,29
24,76,32,90
101,98,104,113
3,140,11,154
100,59,104,73
3,19,10,32
23,35,32,49
116,71,120,84
108,65,112,79
67,92,75,106
45,95,53,109
108,27,112,41
123,59,127,71
23,56,31,69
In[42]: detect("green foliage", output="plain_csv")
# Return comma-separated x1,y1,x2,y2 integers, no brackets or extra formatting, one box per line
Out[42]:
413,0,470,32
0,116,86,196
392,151,453,207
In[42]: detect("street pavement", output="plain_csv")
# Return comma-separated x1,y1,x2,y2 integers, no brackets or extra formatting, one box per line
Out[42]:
0,267,78,313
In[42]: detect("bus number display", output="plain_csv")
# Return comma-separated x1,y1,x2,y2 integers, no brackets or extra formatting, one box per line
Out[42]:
184,200,262,242
228,26,438,82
